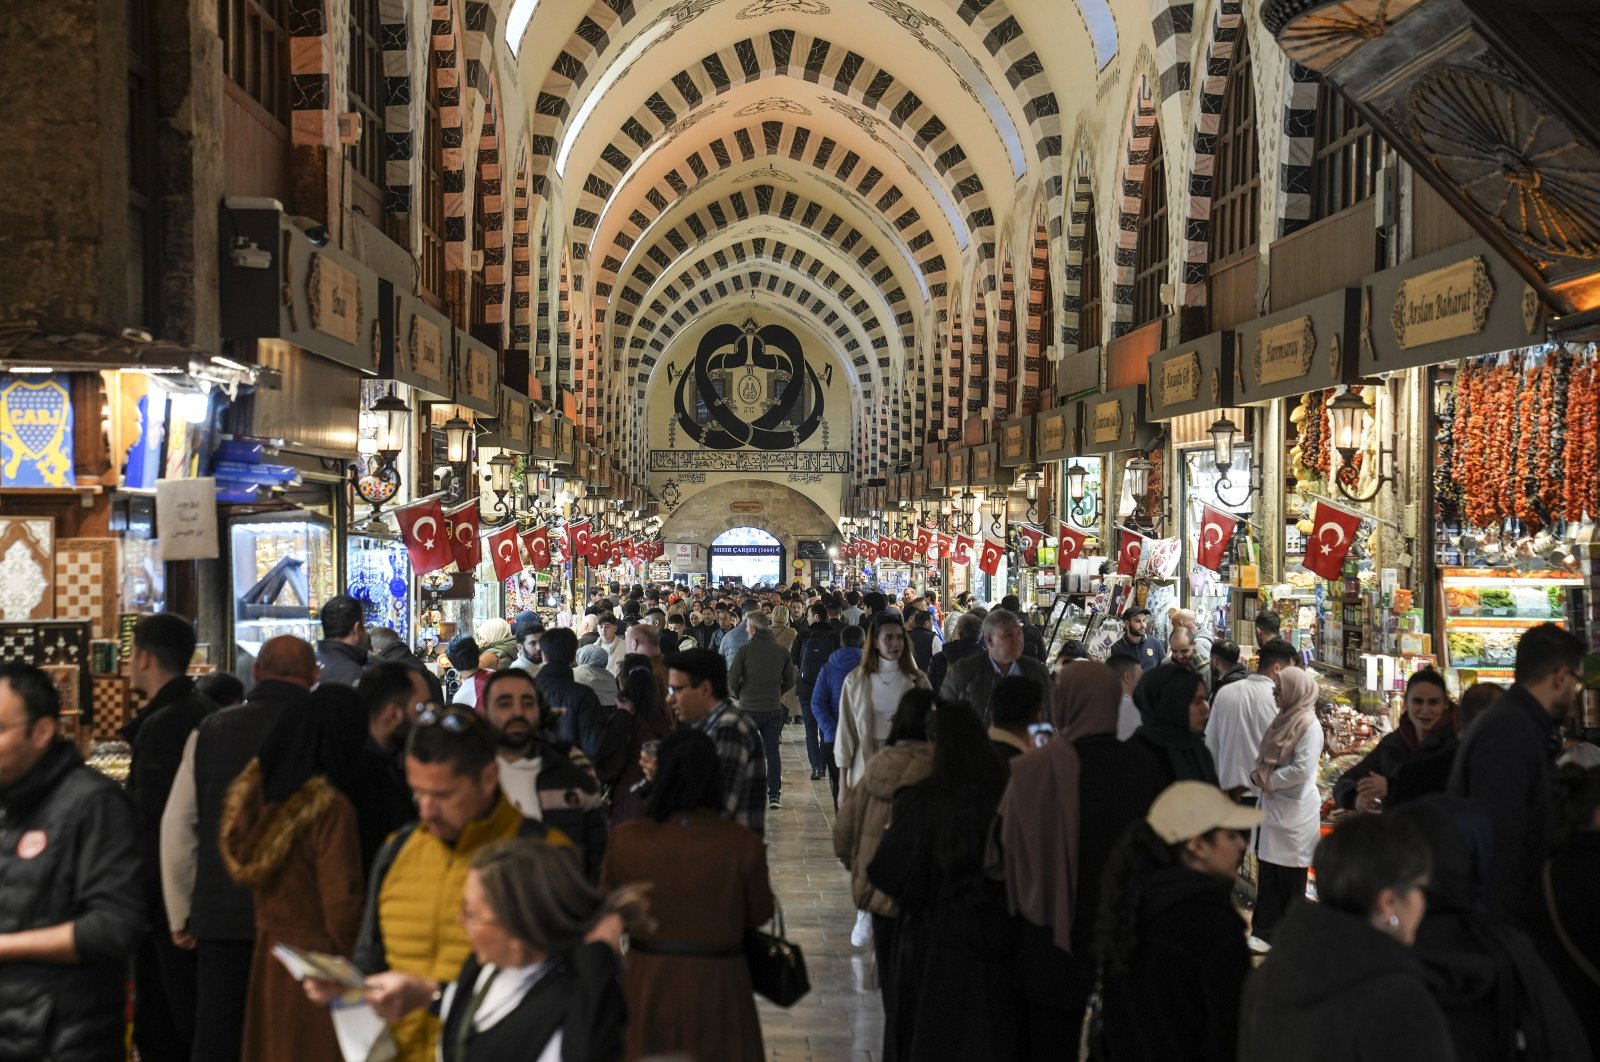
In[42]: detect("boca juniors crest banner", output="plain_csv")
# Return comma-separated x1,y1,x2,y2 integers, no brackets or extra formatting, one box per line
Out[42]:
0,374,74,487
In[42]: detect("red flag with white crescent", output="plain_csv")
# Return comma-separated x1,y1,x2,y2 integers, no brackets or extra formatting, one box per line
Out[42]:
915,527,933,560
1056,525,1087,566
1196,506,1239,572
590,531,612,565
1116,529,1144,576
863,538,879,562
1015,525,1045,565
488,524,523,581
935,532,953,562
395,498,453,575
977,534,1006,576
952,533,975,565
894,538,911,563
566,519,590,562
522,526,551,570
444,501,481,573
1303,501,1363,580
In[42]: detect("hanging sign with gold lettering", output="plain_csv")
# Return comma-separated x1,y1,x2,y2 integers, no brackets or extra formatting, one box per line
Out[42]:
410,315,444,383
1089,399,1124,445
1254,317,1316,385
307,253,362,346
1158,352,1201,406
0,374,74,487
1390,256,1494,350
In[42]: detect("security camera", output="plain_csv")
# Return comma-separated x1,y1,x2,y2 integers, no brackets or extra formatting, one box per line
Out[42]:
288,215,330,248
230,239,272,270
433,465,457,491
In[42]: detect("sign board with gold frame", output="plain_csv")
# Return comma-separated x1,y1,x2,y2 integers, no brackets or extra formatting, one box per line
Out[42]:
1147,331,1235,421
1361,238,1539,374
1034,405,1077,462
1077,385,1160,456
1234,288,1361,402
454,333,498,415
998,418,1035,468
377,281,452,398
947,448,968,487
969,443,1011,488
927,453,947,491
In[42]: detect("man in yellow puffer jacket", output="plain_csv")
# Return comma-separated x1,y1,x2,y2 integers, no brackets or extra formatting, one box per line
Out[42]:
352,708,573,1061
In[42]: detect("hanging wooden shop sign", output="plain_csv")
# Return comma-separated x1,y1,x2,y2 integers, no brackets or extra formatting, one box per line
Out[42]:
1254,316,1316,385
1089,398,1124,445
1391,256,1494,349
1157,351,1201,406
410,314,445,383
307,253,362,346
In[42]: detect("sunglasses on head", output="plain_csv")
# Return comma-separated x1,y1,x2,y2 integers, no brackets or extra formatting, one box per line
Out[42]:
415,705,484,733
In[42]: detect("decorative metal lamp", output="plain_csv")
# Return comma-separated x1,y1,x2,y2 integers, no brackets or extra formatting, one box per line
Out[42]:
1326,387,1396,502
351,391,410,519
1207,415,1261,506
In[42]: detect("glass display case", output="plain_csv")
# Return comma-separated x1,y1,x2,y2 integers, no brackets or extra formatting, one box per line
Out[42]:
230,513,334,663
1439,567,1579,684
347,534,411,647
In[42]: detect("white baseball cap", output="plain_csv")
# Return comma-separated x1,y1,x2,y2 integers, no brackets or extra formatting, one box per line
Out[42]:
1147,781,1264,844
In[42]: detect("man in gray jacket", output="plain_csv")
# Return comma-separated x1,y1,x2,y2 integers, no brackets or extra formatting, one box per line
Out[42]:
939,609,1051,727
729,610,797,809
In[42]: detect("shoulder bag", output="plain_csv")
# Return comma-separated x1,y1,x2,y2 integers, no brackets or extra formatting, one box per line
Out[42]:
746,900,810,1007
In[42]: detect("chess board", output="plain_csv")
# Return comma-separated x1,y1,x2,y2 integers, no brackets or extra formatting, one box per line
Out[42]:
55,538,119,639
0,621,91,710
90,675,130,742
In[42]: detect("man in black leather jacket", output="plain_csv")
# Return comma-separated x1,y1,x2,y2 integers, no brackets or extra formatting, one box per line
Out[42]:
0,662,145,1062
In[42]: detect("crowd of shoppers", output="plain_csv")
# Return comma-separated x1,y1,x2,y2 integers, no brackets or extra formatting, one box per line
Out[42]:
4,580,1594,1062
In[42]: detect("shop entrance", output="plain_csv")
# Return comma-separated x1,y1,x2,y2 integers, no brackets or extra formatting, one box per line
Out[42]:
709,527,784,587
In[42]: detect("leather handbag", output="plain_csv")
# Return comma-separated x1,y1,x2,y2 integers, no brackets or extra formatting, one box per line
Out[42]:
745,900,810,1007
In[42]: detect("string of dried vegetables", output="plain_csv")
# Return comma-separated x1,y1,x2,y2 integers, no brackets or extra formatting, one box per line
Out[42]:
1433,376,1461,521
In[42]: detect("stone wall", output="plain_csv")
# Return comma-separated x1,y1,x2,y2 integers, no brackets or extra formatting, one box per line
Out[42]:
658,479,840,565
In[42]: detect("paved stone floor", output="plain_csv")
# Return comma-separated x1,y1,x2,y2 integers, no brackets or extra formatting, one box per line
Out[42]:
755,722,885,1061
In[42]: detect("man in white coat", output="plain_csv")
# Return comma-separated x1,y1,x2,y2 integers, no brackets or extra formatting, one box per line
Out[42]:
1206,639,1297,801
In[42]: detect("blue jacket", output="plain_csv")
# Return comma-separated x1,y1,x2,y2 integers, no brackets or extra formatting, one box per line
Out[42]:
810,645,863,744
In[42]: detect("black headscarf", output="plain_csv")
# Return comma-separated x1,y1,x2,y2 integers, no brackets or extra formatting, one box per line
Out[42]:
1132,663,1218,785
257,683,368,805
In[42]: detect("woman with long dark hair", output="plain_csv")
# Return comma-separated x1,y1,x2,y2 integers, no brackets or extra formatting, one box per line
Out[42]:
600,729,774,1061
607,653,673,825
867,698,1020,1060
1334,669,1460,811
836,613,931,801
833,688,938,1056
993,662,1165,1058
1093,782,1261,1061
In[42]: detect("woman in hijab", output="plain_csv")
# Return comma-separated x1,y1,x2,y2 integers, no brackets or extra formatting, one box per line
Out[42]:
993,662,1165,1059
476,618,518,670
1249,665,1325,943
220,693,368,1062
1334,669,1459,812
1393,796,1591,1061
1129,663,1218,786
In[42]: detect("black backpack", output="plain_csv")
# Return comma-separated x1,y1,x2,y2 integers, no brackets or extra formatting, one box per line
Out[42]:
798,627,840,685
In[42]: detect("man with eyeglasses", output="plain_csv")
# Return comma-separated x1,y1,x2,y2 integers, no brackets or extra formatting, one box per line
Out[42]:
1206,639,1297,804
661,648,767,837
1449,622,1587,924
939,609,1051,727
478,669,607,879
351,705,574,1062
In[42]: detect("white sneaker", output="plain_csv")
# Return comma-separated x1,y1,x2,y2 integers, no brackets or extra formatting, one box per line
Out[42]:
850,909,873,947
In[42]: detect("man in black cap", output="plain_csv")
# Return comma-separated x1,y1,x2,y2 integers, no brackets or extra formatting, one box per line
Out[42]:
1108,607,1165,672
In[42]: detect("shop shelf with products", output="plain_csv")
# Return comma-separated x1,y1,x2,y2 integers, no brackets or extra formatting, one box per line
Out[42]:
1439,567,1579,680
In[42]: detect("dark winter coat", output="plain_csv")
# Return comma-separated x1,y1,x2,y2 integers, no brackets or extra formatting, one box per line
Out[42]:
727,630,796,715
1100,866,1251,1062
926,636,981,692
0,742,146,1062
1528,831,1600,1053
939,650,1051,726
1209,662,1250,700
440,945,626,1062
122,675,216,923
1333,719,1459,810
868,779,1023,1061
809,645,863,744
315,638,369,688
1019,619,1047,664
1447,684,1559,922
907,626,939,673
536,662,630,768
1240,900,1458,1062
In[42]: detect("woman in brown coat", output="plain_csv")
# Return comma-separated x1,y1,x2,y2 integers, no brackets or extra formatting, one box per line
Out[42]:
600,728,774,1062
220,691,368,1062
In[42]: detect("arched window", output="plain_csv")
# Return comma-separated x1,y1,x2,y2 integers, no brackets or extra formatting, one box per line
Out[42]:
221,0,289,123
1079,199,1103,349
1210,34,1259,265
1312,83,1378,220
347,0,386,214
419,67,445,302
1133,125,1168,327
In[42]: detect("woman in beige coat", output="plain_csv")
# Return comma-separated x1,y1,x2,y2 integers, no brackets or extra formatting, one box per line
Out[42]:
833,688,935,1024
836,613,931,799
772,605,801,722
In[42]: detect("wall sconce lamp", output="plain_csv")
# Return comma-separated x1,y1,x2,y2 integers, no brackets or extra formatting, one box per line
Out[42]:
1017,469,1042,521
988,492,1006,536
1207,416,1262,507
1063,462,1098,530
1327,386,1397,503
351,391,409,519
1123,455,1160,533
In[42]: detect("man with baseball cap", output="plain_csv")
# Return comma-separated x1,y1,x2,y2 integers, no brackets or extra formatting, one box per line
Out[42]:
1108,607,1166,672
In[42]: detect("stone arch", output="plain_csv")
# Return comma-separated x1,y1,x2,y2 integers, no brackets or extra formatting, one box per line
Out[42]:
1149,0,1198,101
1275,58,1321,237
945,305,965,436
992,259,1017,422
965,297,989,417
378,0,421,225
1023,204,1051,412
657,480,840,560
508,143,531,351
1110,76,1161,338
1060,144,1097,350
1177,0,1247,310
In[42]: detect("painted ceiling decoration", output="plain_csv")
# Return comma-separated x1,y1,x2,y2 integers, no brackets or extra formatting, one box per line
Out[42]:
671,317,827,450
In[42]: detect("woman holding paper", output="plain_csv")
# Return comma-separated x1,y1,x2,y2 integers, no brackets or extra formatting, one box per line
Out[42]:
220,689,369,1062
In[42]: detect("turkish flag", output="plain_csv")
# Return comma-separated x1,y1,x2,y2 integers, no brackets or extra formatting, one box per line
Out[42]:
1057,525,1087,566
977,534,1006,576
914,527,933,560
522,525,551,570
863,539,879,562
1116,529,1144,576
590,531,612,565
444,501,481,573
566,519,591,562
1303,500,1363,580
395,498,454,575
1196,506,1239,572
895,538,912,563
488,525,523,581
1015,525,1045,565
935,532,953,562
618,536,635,561
952,534,975,565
